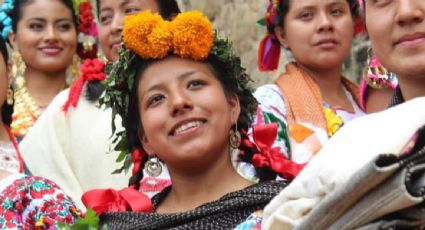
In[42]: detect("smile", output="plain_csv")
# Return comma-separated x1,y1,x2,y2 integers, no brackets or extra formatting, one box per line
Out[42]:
171,120,206,136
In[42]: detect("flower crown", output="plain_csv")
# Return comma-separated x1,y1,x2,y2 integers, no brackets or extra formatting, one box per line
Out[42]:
99,10,254,174
0,0,97,59
257,0,360,71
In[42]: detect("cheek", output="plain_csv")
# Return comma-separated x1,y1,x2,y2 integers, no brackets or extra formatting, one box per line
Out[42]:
98,26,111,50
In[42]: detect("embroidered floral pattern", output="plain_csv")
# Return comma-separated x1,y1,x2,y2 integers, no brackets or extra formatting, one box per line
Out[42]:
0,175,80,229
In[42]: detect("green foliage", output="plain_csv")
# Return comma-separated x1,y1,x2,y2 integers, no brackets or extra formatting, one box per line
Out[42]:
58,209,106,230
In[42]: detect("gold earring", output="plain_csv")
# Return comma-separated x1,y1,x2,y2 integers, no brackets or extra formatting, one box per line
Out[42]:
229,124,241,149
11,50,26,88
66,54,81,86
6,87,13,105
144,155,163,177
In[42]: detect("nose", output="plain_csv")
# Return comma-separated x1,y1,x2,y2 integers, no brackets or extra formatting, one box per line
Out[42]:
317,12,333,33
44,26,59,42
169,89,193,117
110,13,124,35
396,0,424,27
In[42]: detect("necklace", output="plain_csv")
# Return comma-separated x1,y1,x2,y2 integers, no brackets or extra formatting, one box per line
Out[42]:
10,76,42,138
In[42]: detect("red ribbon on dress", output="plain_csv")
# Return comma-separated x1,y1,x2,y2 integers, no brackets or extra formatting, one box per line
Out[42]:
62,59,106,113
246,123,305,180
258,34,281,72
82,187,153,216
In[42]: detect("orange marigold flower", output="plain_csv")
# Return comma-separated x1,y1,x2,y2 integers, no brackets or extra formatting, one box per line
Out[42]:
123,11,172,59
171,11,214,60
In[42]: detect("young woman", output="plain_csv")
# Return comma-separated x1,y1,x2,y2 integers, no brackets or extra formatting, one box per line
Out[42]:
82,10,287,229
261,1,425,229
253,0,364,172
0,31,80,229
18,0,181,208
1,0,95,140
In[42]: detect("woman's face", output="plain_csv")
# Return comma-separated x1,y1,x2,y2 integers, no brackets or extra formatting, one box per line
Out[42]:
366,1,425,81
9,0,77,73
0,55,8,108
137,57,240,173
98,0,159,61
276,0,354,70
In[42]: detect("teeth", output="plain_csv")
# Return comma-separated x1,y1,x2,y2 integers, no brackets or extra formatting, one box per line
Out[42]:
174,121,203,135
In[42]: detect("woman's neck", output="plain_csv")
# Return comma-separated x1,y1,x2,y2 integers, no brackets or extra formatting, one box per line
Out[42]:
155,151,253,213
298,63,354,111
24,67,67,107
0,118,8,142
398,77,425,101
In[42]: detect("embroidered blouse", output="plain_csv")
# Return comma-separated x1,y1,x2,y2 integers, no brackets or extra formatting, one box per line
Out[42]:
0,173,80,229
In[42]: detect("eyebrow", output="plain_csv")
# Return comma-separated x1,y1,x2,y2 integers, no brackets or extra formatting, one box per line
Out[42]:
26,17,72,23
144,71,198,93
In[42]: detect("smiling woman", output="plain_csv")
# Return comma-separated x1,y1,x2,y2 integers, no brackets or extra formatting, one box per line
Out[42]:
0,0,96,140
81,10,288,229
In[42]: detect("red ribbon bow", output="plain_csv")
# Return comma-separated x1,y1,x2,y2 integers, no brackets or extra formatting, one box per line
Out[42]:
82,187,153,216
63,58,106,113
247,123,305,180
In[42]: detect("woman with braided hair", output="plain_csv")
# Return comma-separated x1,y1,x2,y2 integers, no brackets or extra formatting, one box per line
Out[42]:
82,10,289,229
252,0,365,175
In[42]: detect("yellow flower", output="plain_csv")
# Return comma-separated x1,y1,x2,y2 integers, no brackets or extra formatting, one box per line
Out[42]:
170,11,214,60
323,107,344,137
123,11,172,59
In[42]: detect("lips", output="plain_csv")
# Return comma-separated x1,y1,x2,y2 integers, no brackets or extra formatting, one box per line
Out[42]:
170,119,206,136
315,38,338,47
110,40,122,49
39,46,62,55
395,32,425,47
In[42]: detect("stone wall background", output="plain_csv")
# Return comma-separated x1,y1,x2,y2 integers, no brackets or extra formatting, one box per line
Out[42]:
176,0,370,86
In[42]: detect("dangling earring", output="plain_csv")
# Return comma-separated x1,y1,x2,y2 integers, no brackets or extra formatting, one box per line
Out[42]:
363,48,398,89
229,123,241,149
66,54,81,86
144,155,163,177
6,87,13,105
11,50,26,88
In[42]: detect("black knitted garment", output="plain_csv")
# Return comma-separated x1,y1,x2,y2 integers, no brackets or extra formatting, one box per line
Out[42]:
100,181,287,230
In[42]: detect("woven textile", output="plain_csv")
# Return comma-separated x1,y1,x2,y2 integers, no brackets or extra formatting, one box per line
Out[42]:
100,181,287,230
275,63,361,131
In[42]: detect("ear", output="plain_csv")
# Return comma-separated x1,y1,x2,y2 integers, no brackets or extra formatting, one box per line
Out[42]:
139,130,155,156
228,93,241,126
8,31,18,50
274,26,290,49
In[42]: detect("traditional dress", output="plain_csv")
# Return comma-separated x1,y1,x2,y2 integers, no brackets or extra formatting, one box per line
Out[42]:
19,88,129,209
100,181,286,230
251,63,365,166
0,126,22,173
0,173,80,229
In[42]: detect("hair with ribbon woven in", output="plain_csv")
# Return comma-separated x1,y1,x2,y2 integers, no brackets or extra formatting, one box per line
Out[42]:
99,10,260,186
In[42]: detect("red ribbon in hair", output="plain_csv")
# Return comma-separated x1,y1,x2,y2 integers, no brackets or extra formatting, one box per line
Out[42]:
62,58,106,113
244,123,305,180
82,187,153,216
132,148,144,176
258,34,281,72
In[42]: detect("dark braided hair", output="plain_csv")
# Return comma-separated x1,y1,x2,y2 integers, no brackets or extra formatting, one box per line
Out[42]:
87,0,182,102
125,53,258,189
0,31,12,126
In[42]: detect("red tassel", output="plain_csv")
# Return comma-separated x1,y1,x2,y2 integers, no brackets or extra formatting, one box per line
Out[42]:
258,34,281,72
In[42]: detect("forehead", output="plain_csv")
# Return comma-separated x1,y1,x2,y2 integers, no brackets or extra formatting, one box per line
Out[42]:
98,0,159,11
138,57,217,89
288,0,348,8
19,0,73,19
